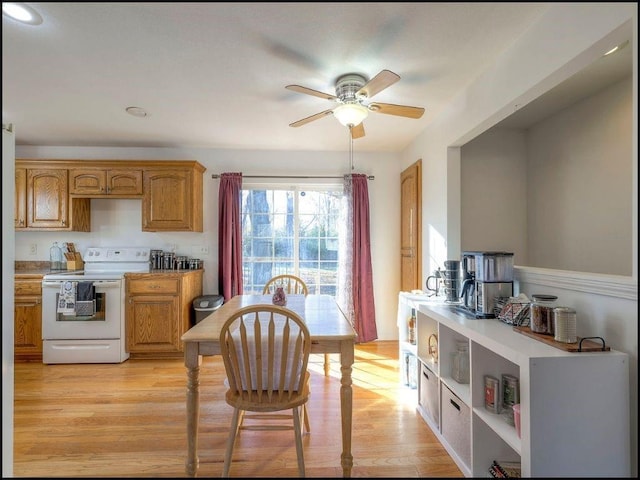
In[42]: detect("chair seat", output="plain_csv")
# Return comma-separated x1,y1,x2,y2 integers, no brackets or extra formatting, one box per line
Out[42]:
225,371,310,412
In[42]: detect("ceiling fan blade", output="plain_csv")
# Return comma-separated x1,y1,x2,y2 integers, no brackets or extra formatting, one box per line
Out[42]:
357,69,400,98
289,109,334,127
351,123,365,139
369,102,425,119
285,84,337,101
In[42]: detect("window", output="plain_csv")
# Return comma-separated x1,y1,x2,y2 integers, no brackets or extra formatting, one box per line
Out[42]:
241,184,343,295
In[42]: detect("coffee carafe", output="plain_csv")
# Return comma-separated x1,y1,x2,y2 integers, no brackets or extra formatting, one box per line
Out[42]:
460,253,476,311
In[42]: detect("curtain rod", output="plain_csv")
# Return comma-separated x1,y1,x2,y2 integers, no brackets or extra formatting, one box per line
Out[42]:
211,174,374,180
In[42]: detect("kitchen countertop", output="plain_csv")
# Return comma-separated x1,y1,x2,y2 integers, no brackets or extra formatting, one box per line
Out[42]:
15,261,202,276
15,261,76,277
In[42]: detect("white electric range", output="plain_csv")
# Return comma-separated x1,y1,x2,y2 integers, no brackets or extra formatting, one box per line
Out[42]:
41,247,151,364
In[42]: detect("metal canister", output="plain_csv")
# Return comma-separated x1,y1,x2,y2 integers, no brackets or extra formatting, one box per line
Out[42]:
175,255,188,270
484,375,501,413
554,307,577,343
163,252,175,270
150,249,163,270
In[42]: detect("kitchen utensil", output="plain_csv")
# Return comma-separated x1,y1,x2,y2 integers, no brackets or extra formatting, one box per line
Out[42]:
426,269,442,296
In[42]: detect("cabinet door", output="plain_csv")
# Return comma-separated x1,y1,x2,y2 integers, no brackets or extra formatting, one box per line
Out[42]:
107,169,143,196
26,169,69,228
142,169,194,231
15,167,27,228
69,168,108,195
14,295,43,360
126,295,181,353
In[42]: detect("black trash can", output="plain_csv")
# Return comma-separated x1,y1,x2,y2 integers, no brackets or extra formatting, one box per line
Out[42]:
192,294,224,324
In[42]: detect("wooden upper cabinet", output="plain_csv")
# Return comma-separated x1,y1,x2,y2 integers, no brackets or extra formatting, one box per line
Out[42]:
70,168,143,197
142,163,204,232
16,159,204,232
24,168,90,231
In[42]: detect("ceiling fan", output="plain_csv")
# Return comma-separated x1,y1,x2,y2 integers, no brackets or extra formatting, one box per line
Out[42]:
286,69,425,139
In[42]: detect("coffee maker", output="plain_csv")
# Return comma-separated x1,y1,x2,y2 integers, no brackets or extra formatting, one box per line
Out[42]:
461,251,514,318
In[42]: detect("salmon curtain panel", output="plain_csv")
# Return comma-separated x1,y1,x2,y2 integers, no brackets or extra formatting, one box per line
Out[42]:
218,172,243,301
338,174,378,343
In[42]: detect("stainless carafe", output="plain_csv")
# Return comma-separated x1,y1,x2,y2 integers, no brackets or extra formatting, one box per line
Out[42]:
460,253,476,311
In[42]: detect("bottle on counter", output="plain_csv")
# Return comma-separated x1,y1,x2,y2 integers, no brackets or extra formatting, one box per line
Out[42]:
408,308,416,345
49,242,63,271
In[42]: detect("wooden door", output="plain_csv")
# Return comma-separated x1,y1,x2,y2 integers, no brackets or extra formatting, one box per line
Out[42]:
400,160,422,291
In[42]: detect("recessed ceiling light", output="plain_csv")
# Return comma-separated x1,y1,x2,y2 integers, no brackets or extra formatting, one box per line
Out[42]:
603,40,629,56
2,3,43,25
126,106,148,118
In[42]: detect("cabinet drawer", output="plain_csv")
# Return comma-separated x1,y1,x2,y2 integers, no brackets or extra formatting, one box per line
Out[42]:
15,280,42,296
441,384,471,469
127,278,179,294
419,362,439,429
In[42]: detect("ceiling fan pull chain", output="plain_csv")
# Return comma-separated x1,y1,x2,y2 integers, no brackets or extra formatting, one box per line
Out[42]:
349,127,354,171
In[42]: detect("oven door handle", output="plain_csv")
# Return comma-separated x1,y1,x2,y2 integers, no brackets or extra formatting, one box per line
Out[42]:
42,280,121,288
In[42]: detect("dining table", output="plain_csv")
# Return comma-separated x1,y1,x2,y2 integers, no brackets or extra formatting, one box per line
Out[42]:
181,293,358,477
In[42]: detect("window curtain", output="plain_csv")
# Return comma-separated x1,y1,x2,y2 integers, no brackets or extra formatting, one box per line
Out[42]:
218,172,243,301
338,174,378,343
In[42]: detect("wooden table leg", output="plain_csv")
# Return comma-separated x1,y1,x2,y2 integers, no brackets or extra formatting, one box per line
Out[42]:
339,340,355,477
185,345,202,477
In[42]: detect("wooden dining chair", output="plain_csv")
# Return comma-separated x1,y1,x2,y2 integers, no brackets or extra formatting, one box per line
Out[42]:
262,274,309,296
263,274,331,376
219,304,312,478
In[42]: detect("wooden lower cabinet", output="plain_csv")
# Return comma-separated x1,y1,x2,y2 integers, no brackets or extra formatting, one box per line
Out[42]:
14,275,43,362
125,270,203,358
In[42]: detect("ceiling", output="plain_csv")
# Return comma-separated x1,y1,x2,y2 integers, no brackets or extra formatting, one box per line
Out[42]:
2,3,630,153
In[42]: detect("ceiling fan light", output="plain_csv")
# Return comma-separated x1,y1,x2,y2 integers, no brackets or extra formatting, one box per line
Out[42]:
333,103,369,127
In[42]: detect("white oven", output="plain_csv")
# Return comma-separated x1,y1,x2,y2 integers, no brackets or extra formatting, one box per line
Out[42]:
41,246,151,364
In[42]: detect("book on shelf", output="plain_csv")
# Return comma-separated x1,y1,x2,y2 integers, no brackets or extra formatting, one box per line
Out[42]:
491,460,521,478
488,465,504,478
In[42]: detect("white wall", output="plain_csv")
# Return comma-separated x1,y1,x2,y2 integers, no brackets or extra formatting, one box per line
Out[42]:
14,146,403,341
400,3,637,475
3,125,16,477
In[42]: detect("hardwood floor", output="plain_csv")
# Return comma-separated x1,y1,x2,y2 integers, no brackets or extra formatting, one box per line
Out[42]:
13,341,462,477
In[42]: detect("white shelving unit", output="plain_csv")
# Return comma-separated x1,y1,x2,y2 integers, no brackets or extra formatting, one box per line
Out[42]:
397,292,440,392
414,302,630,477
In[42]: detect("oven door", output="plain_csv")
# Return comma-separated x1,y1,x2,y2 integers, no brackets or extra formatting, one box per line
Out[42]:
42,279,124,340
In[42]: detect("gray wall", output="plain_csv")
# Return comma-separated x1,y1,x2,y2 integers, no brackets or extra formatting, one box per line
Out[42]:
461,76,633,276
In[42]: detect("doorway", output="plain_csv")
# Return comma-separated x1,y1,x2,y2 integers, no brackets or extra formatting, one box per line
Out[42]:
400,160,422,292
